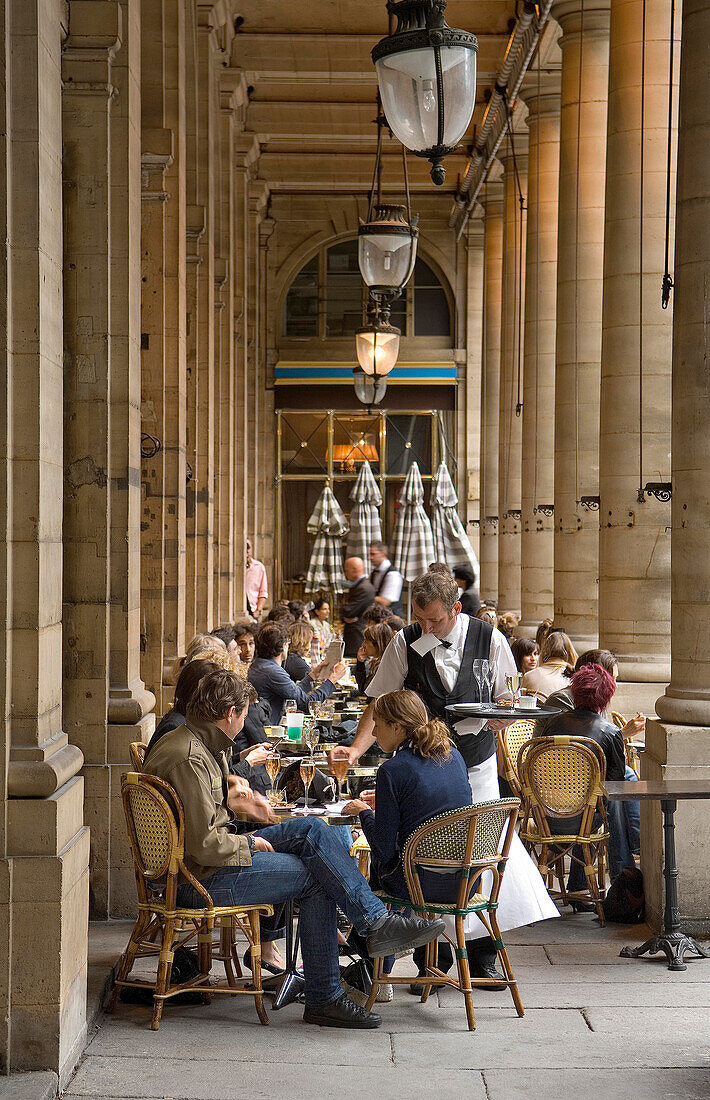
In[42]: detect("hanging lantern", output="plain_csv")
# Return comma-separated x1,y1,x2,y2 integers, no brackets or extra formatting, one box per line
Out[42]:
358,204,419,298
355,298,401,377
372,0,478,186
354,367,388,406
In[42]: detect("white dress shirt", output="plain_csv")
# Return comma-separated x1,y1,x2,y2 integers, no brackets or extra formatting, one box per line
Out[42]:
365,613,518,740
370,559,404,604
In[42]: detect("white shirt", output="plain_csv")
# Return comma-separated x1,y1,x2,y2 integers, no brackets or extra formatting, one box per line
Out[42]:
370,559,404,604
366,613,518,740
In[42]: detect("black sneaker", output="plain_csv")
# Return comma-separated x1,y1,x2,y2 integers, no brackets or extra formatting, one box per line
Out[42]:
303,993,382,1029
366,914,446,958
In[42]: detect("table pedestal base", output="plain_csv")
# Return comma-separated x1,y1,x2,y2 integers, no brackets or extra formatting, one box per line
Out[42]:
270,968,306,1009
620,932,710,972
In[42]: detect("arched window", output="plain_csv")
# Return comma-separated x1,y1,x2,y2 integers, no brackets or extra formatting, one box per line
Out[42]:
283,241,452,341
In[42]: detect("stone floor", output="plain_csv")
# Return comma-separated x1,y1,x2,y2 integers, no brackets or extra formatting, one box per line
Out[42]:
54,909,710,1100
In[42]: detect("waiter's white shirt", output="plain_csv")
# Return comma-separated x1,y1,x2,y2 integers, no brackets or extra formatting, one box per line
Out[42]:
365,613,518,742
370,559,404,604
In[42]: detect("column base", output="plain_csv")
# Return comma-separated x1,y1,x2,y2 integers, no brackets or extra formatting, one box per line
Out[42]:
4,777,90,1086
613,680,667,719
641,719,710,936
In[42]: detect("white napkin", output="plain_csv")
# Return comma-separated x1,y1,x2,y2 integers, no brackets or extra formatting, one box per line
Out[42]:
410,632,441,657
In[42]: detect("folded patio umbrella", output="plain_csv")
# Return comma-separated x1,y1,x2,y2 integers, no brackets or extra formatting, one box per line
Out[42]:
391,461,435,582
346,460,382,561
430,462,480,576
305,485,349,594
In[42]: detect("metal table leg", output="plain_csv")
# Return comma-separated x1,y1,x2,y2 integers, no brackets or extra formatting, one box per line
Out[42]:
267,899,305,1009
620,798,710,971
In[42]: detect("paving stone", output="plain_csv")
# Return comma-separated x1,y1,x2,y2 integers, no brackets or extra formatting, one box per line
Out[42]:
64,1057,488,1100
0,1071,57,1100
543,941,710,966
86,1008,393,1065
483,1069,710,1100
505,915,653,945
439,981,710,1009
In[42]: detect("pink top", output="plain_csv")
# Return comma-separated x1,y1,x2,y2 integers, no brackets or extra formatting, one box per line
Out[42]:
245,558,268,612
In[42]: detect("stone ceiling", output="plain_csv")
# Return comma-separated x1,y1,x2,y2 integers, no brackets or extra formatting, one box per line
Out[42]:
230,0,522,197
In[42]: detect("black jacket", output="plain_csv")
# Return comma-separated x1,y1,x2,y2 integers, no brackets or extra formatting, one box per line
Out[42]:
340,576,376,657
284,652,311,682
458,588,481,616
543,707,626,781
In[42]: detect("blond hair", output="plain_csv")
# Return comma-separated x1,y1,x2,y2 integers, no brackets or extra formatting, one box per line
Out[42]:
170,633,248,683
540,630,578,676
373,690,451,760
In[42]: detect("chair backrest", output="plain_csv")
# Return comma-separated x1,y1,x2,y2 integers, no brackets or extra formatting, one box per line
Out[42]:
402,800,520,911
611,710,627,731
519,736,605,827
498,719,536,795
119,772,212,910
129,741,147,770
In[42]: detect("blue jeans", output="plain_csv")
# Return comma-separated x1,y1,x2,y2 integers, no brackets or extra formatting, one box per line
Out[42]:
176,817,386,1006
607,766,641,879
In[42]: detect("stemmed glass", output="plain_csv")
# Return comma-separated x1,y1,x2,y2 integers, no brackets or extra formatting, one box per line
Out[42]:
299,756,316,811
304,720,320,755
484,661,496,706
328,747,350,801
473,659,489,706
265,751,281,805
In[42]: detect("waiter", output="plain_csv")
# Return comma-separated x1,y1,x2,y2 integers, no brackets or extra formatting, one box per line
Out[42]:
347,569,557,985
368,541,404,617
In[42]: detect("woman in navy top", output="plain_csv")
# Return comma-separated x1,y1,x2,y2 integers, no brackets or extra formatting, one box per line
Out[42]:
343,689,472,904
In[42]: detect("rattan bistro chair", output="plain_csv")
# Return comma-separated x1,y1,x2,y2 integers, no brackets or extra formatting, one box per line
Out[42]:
129,741,147,770
107,772,273,1030
518,737,609,923
365,800,524,1031
496,719,536,798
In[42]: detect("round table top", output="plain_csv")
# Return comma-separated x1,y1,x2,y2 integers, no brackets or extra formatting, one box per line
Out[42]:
445,702,565,720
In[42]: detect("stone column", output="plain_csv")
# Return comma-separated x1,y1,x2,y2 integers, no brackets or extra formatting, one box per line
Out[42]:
498,145,528,613
0,0,88,1079
259,213,276,591
63,0,155,919
599,0,676,700
520,88,560,634
479,182,504,603
140,0,187,711
247,180,267,557
552,0,610,649
461,219,485,555
647,0,710,933
233,136,259,613
185,201,205,642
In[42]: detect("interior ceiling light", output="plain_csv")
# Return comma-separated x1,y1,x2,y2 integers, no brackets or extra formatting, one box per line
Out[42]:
353,367,388,407
355,298,400,378
372,0,478,186
358,108,419,298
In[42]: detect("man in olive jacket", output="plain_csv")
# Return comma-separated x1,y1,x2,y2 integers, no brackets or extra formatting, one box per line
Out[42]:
143,668,444,1029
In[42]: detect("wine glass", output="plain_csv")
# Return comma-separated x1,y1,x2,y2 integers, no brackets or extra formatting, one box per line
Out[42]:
484,661,496,705
304,720,320,755
300,756,316,811
328,747,350,801
472,659,487,705
264,752,281,804
505,672,524,706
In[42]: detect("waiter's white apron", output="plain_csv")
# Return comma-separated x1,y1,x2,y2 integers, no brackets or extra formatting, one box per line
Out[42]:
441,752,558,942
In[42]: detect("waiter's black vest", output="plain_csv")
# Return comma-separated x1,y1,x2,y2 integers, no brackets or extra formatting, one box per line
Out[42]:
370,564,403,618
403,617,495,768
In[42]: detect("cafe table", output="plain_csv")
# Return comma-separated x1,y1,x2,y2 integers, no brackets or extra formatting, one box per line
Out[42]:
261,802,360,1009
603,779,710,971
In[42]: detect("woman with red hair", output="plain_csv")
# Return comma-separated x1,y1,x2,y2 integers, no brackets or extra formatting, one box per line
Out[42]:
543,663,639,902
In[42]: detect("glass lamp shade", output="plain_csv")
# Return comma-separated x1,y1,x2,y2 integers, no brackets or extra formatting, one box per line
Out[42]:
375,45,476,154
353,368,387,406
358,205,418,292
355,325,400,377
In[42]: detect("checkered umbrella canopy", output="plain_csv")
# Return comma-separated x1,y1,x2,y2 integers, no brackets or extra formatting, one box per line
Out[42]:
346,461,382,560
391,462,435,582
430,462,480,575
305,485,349,594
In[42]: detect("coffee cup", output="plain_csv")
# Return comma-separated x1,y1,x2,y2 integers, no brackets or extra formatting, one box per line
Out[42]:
518,695,537,710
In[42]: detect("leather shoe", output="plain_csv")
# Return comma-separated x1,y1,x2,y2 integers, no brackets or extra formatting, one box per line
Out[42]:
303,993,381,1029
366,914,446,958
243,947,283,976
469,961,507,991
